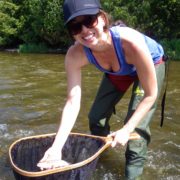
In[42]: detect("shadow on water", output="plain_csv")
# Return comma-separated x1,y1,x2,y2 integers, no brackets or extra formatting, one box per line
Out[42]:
0,52,179,180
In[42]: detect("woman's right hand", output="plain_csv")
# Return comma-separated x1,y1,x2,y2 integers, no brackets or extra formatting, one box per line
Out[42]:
37,147,69,170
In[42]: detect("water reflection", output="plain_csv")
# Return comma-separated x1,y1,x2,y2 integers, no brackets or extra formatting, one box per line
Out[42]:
0,52,179,180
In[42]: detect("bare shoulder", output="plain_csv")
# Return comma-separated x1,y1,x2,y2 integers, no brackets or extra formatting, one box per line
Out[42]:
119,27,150,64
65,42,89,69
119,27,144,43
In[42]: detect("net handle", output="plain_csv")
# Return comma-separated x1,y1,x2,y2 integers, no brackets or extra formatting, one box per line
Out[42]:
129,132,141,140
106,132,141,143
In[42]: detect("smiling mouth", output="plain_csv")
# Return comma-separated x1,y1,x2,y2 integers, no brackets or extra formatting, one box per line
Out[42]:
83,33,95,41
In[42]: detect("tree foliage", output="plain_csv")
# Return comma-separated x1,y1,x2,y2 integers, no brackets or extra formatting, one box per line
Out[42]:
17,0,70,47
0,0,179,49
102,0,180,40
0,0,22,47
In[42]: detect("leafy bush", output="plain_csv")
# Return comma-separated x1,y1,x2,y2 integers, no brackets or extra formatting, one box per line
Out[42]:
19,0,70,47
18,43,48,53
0,1,22,47
160,39,180,60
0,0,179,56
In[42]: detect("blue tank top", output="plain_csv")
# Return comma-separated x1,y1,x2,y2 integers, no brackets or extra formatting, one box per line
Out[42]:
83,26,164,76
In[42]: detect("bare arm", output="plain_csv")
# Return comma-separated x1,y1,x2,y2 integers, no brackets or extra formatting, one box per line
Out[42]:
52,48,82,150
110,28,158,146
52,44,90,147
37,44,89,169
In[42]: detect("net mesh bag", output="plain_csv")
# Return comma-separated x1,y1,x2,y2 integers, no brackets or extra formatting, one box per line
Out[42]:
9,133,110,180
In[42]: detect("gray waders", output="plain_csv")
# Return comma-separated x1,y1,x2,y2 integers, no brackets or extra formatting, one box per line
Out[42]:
88,62,165,179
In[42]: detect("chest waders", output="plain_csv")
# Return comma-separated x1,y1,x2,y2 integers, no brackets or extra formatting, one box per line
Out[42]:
88,61,166,179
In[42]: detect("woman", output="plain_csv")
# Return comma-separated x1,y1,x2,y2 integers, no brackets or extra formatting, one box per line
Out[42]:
37,0,166,179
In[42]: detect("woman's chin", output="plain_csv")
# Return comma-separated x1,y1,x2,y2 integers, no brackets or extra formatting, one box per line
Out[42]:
83,38,98,48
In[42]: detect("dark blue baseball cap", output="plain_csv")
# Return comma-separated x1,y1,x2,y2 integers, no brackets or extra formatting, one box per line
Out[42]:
63,0,102,25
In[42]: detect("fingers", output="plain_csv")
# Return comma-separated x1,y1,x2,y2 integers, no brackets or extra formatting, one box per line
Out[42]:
37,147,66,170
108,130,129,147
111,140,117,148
111,137,126,147
37,160,70,171
37,161,51,171
107,132,116,138
108,132,117,147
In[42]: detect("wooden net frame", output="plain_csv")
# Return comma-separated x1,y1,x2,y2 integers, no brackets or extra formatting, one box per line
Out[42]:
9,132,112,180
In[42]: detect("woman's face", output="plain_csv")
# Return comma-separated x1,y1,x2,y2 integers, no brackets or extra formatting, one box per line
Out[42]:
67,13,106,48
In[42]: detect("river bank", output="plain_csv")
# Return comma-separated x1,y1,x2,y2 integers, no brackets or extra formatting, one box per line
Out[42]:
1,47,67,54
1,39,179,60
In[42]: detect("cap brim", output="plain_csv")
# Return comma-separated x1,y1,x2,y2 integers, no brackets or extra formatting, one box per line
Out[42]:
65,8,99,24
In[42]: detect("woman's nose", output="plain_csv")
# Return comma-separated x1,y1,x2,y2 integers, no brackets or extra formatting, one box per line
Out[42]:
81,25,89,33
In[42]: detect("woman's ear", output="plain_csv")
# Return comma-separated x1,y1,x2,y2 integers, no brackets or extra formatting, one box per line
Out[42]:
100,13,106,25
98,11,110,31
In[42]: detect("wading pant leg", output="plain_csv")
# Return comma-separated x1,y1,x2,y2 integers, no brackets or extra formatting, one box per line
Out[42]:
88,74,125,136
124,63,165,180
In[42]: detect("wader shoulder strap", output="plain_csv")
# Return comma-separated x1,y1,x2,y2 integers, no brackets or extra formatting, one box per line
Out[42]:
160,55,170,127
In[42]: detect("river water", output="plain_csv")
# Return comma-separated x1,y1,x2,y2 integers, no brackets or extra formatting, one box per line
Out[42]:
0,52,179,180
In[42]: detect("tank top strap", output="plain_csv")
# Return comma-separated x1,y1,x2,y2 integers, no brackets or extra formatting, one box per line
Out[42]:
83,26,136,76
109,26,136,75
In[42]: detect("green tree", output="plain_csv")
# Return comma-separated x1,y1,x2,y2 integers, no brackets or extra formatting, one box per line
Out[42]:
1,0,179,54
18,0,70,48
148,0,180,39
0,0,22,47
102,0,180,39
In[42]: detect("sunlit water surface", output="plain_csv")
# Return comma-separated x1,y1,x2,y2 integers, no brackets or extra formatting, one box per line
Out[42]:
0,52,179,180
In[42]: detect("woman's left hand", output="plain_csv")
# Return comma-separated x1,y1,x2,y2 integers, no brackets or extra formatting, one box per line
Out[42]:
108,128,130,147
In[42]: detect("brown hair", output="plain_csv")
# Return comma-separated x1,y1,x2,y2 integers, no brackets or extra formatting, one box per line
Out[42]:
99,10,127,29
98,10,113,31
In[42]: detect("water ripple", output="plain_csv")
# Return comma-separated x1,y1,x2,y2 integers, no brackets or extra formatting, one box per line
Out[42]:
147,149,179,174
0,94,13,99
0,124,8,135
164,141,180,149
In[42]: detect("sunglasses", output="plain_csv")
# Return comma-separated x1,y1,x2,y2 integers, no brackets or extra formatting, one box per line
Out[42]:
67,14,99,35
